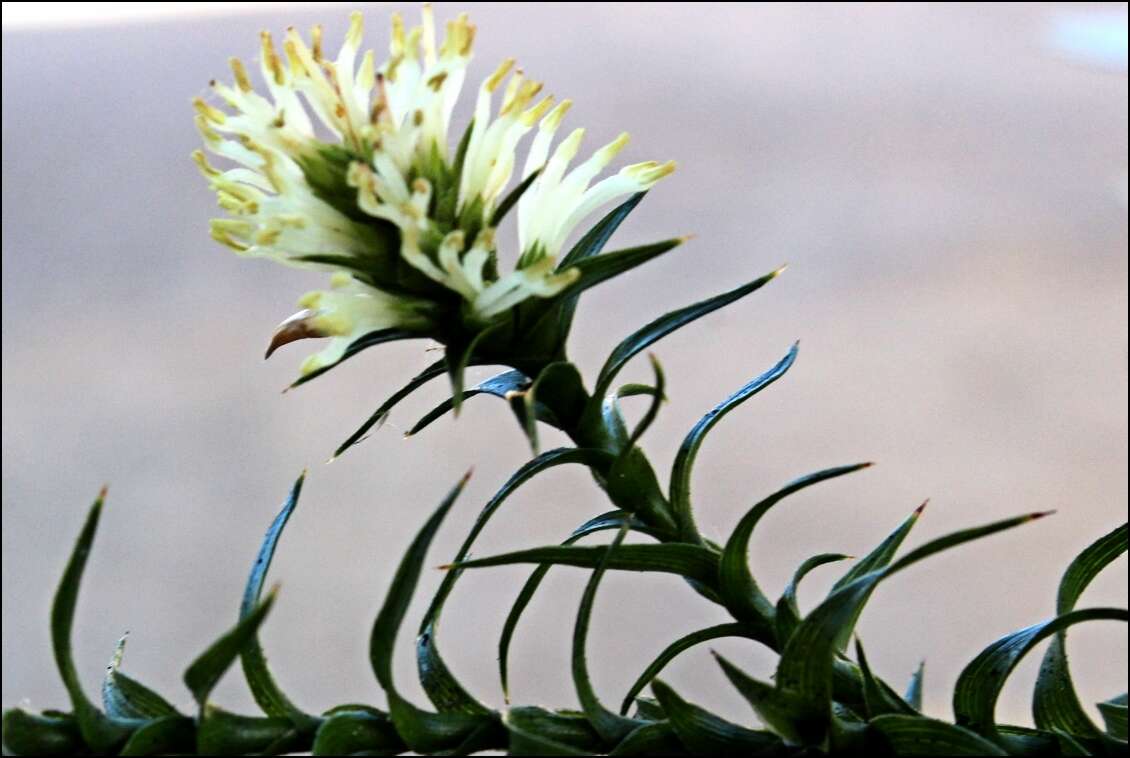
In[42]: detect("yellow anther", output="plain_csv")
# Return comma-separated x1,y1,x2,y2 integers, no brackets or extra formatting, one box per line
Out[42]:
229,58,252,93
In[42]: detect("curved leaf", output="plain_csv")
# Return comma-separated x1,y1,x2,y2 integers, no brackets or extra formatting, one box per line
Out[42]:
406,369,531,437
558,238,685,301
449,542,721,585
626,355,666,449
559,193,646,269
288,329,422,388
854,638,916,718
650,679,780,754
370,473,468,691
367,473,495,752
549,193,649,341
954,608,1128,745
310,709,404,756
116,715,195,756
51,489,140,752
829,502,925,650
775,511,1055,742
333,358,447,459
714,651,823,746
1033,523,1128,738
102,634,179,720
718,463,871,624
572,525,647,742
1098,694,1127,741
184,590,277,708
500,511,657,702
0,708,84,756
594,267,784,398
869,714,1007,756
195,705,300,756
606,721,684,756
447,325,504,413
618,623,768,716
503,706,603,755
775,553,853,647
415,449,613,714
905,662,925,712
669,343,798,543
239,473,317,728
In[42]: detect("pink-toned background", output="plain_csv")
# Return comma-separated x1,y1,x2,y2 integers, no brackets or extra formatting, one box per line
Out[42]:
3,2,1126,729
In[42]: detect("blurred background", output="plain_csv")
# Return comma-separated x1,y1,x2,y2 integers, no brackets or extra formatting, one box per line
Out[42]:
3,1,1127,731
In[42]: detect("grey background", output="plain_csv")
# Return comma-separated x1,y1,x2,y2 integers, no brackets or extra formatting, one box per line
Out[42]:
3,2,1127,729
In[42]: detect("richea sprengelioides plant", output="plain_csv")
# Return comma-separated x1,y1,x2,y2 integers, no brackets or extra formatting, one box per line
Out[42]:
2,6,1126,757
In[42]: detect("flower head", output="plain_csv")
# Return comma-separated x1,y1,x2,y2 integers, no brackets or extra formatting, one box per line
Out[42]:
195,6,676,383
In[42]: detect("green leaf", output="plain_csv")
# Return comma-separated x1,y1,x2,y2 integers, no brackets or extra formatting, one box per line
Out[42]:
288,329,422,388
531,361,589,431
101,634,180,720
559,193,646,269
631,697,667,722
905,662,925,712
503,707,604,755
775,553,853,647
420,448,613,635
508,387,541,454
311,708,404,756
954,608,1128,746
670,343,798,543
539,193,649,345
718,463,871,624
868,714,1007,756
829,503,926,651
1033,523,1128,738
594,267,784,398
1098,694,1127,742
450,542,721,584
117,715,196,756
559,238,685,301
333,358,447,459
650,679,780,754
447,325,504,413
50,489,140,752
183,589,277,708
607,720,685,756
406,368,532,436
618,623,769,716
499,511,657,702
1051,727,1092,756
1,708,84,756
367,473,495,753
774,511,1055,744
503,717,593,756
854,638,917,718
195,705,301,756
572,524,648,743
416,621,492,716
714,651,824,746
624,355,666,449
492,168,541,228
237,473,318,730
371,474,468,691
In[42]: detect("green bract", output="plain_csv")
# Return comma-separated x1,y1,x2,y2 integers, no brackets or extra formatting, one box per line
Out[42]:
3,6,1125,758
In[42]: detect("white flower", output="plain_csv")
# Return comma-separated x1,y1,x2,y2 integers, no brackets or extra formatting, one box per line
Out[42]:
194,6,674,375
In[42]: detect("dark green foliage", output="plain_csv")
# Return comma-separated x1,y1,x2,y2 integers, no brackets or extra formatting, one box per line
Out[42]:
4,176,1125,758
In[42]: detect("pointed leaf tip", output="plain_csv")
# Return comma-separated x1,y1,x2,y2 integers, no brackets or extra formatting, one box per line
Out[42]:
1030,510,1057,520
914,499,929,517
